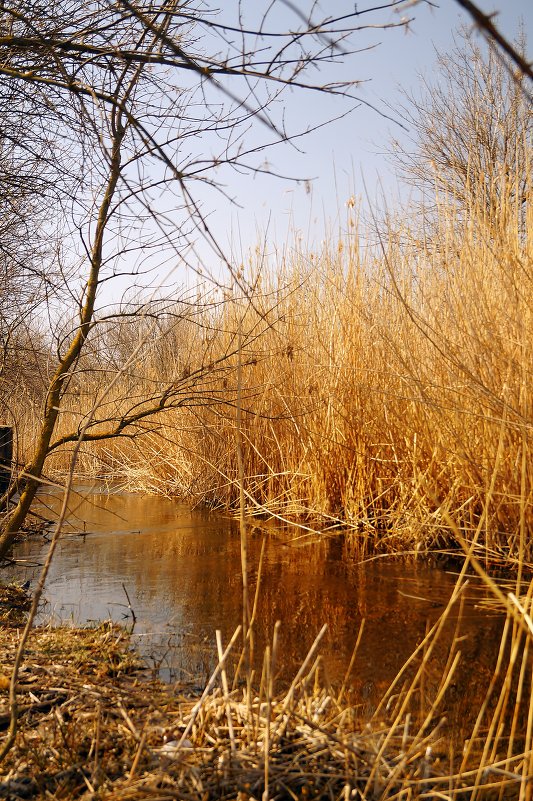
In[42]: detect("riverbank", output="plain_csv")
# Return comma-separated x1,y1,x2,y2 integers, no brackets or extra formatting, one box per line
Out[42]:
1,583,531,800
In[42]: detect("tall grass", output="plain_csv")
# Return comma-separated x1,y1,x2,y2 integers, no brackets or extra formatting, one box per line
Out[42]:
73,163,530,562
10,154,532,564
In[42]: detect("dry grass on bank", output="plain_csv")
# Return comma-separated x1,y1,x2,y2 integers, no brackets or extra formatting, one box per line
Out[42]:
1,580,533,801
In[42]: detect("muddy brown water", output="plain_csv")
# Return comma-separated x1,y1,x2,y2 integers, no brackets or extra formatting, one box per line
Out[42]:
6,486,506,738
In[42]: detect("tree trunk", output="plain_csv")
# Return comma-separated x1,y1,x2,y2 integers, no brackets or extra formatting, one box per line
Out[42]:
0,124,125,561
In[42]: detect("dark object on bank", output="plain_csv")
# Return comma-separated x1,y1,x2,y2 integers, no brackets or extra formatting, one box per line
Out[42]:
0,425,13,501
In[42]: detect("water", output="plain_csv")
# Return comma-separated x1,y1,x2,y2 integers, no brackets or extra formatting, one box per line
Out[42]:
5,486,504,733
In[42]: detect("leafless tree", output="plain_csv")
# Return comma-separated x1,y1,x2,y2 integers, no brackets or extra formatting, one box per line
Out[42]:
0,0,419,559
451,0,533,92
390,28,531,230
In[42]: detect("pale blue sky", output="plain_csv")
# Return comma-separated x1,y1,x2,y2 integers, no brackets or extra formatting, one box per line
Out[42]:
94,0,532,305
190,0,532,277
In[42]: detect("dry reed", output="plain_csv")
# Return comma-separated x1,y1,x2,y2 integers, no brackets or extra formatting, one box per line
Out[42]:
3,109,531,568
24,157,530,567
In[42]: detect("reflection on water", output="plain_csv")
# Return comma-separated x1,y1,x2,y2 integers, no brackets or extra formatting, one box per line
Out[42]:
7,487,504,736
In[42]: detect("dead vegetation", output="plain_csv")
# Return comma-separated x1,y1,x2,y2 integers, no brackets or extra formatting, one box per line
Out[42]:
0,584,31,627
0,617,450,801
1,579,533,801
3,30,531,570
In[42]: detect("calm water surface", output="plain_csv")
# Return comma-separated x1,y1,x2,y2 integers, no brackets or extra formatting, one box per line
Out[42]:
7,487,504,733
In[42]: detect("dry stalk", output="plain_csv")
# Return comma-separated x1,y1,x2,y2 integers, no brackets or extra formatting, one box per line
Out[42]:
216,629,236,753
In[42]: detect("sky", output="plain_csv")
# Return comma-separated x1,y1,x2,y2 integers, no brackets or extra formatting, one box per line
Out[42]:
86,0,532,305
187,0,532,279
